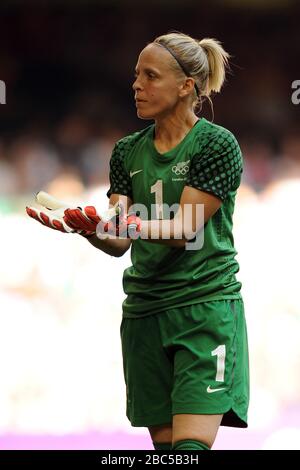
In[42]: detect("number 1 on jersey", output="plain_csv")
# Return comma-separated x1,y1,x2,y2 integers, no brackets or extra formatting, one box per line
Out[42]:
151,180,164,219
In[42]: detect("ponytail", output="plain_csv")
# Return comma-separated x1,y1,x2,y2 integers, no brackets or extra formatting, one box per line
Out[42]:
153,32,231,115
198,38,230,96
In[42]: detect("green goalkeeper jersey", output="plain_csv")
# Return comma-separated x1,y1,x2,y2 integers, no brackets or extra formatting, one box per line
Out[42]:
107,118,243,318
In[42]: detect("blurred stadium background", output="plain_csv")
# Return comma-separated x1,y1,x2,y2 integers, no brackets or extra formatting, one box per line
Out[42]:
0,0,300,450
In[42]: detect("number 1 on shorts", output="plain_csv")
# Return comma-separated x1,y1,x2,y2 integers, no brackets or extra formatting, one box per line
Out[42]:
211,345,226,382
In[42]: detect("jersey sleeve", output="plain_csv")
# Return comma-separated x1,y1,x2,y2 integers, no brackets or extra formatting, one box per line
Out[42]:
186,128,243,201
106,141,133,199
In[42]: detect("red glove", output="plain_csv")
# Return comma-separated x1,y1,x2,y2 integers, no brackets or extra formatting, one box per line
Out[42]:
63,204,122,238
124,213,142,240
26,191,119,238
63,206,101,237
95,202,142,240
26,191,79,234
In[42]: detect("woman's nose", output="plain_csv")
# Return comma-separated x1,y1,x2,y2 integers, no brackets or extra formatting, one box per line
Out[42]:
132,77,142,91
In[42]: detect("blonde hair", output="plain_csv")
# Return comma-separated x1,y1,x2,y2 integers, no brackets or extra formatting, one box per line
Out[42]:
153,32,230,111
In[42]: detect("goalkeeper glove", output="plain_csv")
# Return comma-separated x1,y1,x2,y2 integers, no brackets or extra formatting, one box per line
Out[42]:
95,201,142,240
63,203,122,237
26,191,118,238
26,191,78,234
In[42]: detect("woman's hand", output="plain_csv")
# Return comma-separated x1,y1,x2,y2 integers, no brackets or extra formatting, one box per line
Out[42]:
26,191,119,238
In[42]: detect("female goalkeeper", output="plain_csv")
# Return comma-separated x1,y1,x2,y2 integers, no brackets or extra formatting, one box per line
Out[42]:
27,32,249,451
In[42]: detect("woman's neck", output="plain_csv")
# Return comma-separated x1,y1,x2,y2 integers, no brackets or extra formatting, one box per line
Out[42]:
154,111,199,154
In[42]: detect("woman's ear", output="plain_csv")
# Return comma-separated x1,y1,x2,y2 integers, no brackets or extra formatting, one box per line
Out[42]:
178,77,196,98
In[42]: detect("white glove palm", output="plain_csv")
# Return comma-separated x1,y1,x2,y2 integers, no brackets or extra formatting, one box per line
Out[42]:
26,191,120,237
26,191,76,233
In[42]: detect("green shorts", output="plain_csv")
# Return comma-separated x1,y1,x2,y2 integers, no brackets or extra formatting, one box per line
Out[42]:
120,299,249,428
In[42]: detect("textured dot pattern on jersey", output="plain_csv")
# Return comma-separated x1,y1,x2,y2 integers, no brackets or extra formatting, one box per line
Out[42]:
107,132,144,199
186,128,242,201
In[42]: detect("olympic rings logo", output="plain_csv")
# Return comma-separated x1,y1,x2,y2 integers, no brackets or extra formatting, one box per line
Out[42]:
172,160,190,176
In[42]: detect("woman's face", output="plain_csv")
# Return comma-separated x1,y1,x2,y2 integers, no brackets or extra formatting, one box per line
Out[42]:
132,44,184,120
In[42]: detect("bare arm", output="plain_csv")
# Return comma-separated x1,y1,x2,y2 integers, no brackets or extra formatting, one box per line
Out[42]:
86,194,132,257
140,186,222,248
